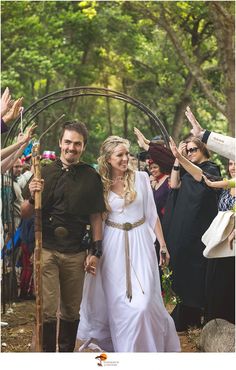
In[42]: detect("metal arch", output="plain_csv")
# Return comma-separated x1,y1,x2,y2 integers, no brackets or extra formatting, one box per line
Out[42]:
3,87,170,147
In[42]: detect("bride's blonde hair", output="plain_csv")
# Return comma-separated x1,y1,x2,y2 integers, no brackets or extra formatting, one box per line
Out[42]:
98,136,137,211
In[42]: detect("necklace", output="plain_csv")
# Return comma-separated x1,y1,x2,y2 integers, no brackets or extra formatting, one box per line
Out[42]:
111,176,124,184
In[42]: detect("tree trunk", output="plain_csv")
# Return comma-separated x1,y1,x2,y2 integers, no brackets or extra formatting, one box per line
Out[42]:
157,12,226,116
172,74,195,141
209,2,235,135
225,88,235,136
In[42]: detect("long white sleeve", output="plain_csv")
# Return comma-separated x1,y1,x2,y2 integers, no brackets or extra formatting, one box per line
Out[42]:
138,171,159,231
207,132,235,160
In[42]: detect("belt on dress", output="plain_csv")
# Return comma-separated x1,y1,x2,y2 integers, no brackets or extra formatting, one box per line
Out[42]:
105,217,145,301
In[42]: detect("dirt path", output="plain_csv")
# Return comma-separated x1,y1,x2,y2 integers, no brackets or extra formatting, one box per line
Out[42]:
1,300,201,352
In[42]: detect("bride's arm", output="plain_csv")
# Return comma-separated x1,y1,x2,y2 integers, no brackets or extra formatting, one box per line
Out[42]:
154,218,170,267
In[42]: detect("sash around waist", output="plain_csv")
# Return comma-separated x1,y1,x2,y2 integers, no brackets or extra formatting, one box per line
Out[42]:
105,217,145,231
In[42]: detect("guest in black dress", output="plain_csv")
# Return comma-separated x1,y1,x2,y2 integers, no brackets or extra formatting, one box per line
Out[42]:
166,137,221,331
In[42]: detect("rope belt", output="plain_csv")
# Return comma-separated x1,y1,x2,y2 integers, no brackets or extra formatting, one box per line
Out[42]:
105,217,145,302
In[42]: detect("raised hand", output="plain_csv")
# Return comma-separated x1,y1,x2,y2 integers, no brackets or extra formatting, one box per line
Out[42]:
178,141,187,156
185,106,203,138
169,137,178,158
134,127,150,151
1,87,12,117
3,97,24,123
17,123,37,145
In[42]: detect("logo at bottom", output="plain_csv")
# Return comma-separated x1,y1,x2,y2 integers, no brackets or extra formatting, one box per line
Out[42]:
95,353,108,367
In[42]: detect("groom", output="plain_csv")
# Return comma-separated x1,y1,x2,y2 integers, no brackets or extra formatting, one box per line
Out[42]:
22,120,106,352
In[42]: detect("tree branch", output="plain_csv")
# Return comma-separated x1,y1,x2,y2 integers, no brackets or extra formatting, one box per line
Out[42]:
210,2,234,25
156,11,226,115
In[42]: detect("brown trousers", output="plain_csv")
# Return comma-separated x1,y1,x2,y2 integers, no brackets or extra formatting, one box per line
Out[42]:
41,248,86,322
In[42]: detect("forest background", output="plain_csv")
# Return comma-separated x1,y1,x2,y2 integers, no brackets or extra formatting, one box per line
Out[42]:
1,0,235,166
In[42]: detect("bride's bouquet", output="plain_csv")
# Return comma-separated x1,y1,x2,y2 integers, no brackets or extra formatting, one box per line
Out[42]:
161,266,181,306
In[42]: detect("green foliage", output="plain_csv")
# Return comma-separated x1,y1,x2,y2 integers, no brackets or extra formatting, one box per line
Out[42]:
1,1,232,163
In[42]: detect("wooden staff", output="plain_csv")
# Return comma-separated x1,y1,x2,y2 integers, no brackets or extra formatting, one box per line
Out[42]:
32,114,65,352
32,141,43,352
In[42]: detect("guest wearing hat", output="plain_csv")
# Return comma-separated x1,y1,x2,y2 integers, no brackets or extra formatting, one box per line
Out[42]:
134,128,173,277
134,127,175,173
134,128,175,225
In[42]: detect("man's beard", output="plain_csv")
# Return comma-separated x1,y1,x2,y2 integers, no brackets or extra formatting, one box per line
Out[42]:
64,151,79,164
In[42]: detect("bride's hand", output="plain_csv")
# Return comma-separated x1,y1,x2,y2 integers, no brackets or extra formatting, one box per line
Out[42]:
84,255,98,276
134,127,150,151
159,245,170,267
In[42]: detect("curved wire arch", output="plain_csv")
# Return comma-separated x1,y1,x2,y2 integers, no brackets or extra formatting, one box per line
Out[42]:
4,86,170,147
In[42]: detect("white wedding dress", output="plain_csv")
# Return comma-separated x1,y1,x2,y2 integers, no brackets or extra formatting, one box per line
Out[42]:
77,171,180,352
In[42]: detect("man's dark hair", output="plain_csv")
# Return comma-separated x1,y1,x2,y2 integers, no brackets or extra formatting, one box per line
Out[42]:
59,120,88,145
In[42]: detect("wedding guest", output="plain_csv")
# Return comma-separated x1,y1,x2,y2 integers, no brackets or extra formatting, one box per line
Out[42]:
203,160,235,324
134,127,174,222
166,136,221,331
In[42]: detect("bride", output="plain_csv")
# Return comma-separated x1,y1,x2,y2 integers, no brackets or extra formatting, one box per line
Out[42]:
77,135,180,352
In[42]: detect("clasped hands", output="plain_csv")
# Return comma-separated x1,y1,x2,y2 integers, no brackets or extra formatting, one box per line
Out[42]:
84,254,99,276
